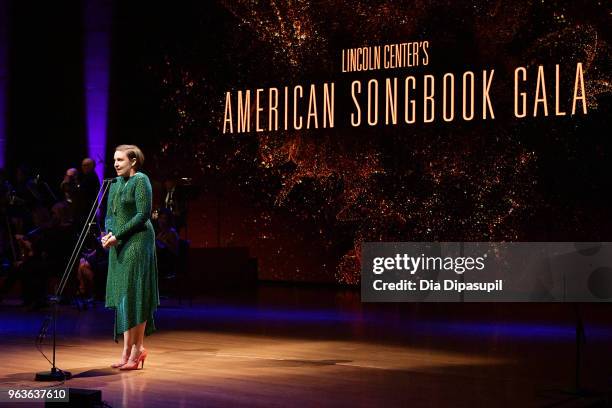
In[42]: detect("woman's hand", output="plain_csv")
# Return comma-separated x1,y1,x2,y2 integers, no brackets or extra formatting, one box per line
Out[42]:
100,232,111,245
101,232,118,249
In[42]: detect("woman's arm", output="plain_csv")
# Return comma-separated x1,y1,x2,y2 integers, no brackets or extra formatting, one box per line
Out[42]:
104,182,115,233
113,175,152,241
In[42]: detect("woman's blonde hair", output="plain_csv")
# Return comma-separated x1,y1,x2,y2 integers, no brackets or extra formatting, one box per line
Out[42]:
115,144,145,169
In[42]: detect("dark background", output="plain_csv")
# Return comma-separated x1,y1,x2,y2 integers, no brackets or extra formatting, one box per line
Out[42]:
4,0,611,283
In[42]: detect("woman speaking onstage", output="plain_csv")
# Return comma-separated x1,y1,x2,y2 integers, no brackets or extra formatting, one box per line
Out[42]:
102,144,159,370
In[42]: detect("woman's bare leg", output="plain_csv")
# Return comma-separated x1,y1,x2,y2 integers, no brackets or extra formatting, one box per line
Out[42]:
123,330,131,359
136,321,147,351
133,322,147,352
111,330,131,366
126,322,147,360
77,260,94,297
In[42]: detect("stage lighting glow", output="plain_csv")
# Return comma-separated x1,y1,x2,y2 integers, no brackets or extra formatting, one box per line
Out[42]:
84,0,112,183
0,2,8,168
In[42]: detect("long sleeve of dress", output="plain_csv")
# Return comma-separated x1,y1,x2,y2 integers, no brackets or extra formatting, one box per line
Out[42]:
105,182,115,233
114,175,152,241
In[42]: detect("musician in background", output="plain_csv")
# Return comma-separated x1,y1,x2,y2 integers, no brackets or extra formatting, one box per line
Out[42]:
78,158,101,209
76,239,108,306
0,168,14,271
0,207,51,308
60,168,78,201
155,208,179,279
71,158,101,227
10,165,41,234
161,175,187,233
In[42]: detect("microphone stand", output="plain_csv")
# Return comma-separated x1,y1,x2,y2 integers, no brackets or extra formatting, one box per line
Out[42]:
35,177,115,381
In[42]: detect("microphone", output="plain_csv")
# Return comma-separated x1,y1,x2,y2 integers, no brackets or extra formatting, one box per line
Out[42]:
104,178,118,183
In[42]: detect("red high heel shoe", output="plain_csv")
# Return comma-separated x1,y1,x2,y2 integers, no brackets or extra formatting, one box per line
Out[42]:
110,356,129,368
120,349,148,370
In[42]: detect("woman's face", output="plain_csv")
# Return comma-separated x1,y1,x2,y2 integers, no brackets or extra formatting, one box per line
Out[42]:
114,150,135,177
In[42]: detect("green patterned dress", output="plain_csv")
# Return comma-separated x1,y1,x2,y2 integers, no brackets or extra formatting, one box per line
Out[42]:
105,171,159,342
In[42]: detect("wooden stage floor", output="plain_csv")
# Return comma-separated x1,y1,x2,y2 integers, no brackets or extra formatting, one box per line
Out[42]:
1,286,612,407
